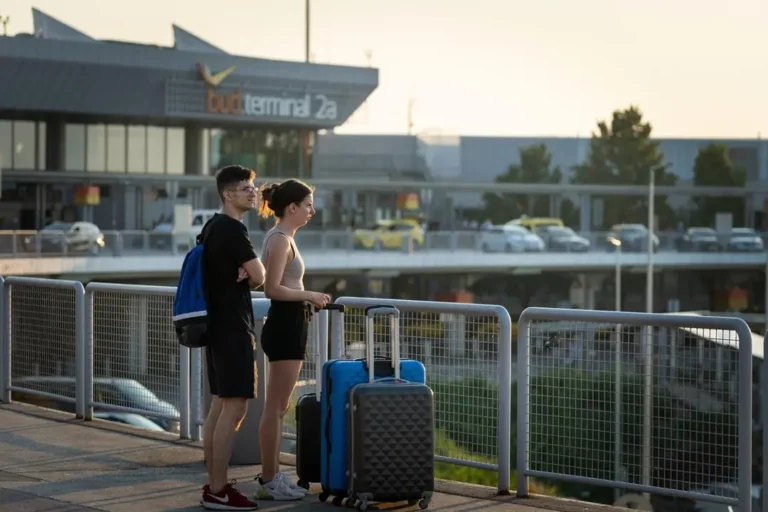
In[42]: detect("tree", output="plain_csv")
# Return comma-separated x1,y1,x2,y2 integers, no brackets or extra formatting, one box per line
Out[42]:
571,106,678,229
690,143,746,226
480,144,562,224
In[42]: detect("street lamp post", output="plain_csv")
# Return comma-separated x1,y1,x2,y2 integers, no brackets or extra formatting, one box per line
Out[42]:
642,168,655,498
304,0,310,62
608,237,623,500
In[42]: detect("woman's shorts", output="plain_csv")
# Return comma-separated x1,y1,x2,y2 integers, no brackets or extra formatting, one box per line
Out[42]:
260,300,312,362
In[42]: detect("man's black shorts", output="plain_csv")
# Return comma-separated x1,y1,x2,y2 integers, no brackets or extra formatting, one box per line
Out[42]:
205,332,257,399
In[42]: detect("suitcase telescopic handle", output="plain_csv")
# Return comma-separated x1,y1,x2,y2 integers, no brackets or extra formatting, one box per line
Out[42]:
314,303,346,313
365,305,401,383
364,305,400,318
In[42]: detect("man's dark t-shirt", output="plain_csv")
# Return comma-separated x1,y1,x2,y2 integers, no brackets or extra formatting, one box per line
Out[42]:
202,214,257,341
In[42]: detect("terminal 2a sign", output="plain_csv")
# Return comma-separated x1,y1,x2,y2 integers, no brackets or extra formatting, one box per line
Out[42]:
196,63,338,122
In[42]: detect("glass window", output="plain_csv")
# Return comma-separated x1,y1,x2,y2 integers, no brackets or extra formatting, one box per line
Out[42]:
212,128,305,177
12,121,36,170
37,122,46,170
165,127,185,175
146,126,165,173
64,124,86,171
106,125,126,172
127,125,146,173
0,121,10,170
86,124,106,172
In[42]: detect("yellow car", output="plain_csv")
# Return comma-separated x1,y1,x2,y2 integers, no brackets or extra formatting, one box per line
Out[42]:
506,216,564,231
353,219,424,250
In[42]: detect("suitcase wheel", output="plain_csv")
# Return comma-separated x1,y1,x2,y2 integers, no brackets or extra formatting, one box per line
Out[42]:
318,491,330,502
355,500,368,511
332,495,345,506
297,479,310,490
418,497,430,509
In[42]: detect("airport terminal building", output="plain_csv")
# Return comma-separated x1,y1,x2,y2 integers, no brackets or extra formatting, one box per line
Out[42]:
0,9,378,230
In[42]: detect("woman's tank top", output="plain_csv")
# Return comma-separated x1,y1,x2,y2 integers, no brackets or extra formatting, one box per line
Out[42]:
261,225,305,291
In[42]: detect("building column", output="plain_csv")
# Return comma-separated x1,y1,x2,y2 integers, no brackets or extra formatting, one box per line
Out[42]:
579,193,592,234
184,126,209,175
45,119,65,171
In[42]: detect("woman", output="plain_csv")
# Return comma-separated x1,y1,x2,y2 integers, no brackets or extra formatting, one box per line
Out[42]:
253,179,331,501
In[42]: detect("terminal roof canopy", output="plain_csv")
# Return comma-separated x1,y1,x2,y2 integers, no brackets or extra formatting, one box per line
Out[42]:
3,8,378,129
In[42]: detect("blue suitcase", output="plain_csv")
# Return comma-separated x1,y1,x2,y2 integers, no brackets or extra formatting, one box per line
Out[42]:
319,305,426,506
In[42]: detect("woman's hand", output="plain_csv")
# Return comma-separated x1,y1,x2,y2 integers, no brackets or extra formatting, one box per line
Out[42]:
236,267,249,282
305,291,332,309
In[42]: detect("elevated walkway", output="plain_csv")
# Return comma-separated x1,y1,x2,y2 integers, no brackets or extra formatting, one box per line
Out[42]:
0,403,624,512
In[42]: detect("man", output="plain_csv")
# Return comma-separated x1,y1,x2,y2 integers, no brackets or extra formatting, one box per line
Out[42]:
200,165,265,511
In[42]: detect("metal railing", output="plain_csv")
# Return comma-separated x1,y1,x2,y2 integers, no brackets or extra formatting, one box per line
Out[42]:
0,228,765,258
516,307,754,511
1,276,85,415
330,296,513,494
1,277,762,506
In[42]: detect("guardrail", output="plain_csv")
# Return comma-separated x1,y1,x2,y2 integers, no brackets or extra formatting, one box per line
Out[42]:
0,228,765,258
0,277,761,506
516,307,754,511
330,296,513,494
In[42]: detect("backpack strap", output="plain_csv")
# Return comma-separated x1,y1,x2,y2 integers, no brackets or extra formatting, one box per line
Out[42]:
196,214,218,246
198,214,218,318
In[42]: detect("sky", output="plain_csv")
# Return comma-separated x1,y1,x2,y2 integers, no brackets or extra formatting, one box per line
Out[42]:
5,0,767,139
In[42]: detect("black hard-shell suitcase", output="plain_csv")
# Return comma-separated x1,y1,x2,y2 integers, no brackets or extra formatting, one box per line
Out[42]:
346,305,434,511
294,304,345,489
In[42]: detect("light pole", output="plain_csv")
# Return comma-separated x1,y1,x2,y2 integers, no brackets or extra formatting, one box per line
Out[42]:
608,236,623,501
0,15,9,37
646,167,655,313
642,168,655,499
304,0,310,62
609,237,622,312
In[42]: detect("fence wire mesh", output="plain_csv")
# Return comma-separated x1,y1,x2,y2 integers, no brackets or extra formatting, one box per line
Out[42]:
8,282,80,411
522,317,747,505
336,304,502,469
90,289,181,434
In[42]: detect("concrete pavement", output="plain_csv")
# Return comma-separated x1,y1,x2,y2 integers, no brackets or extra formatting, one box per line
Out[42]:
0,402,624,512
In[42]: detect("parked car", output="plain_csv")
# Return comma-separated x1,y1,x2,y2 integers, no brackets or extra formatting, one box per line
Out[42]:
13,376,180,433
727,227,764,252
506,216,564,232
480,225,545,253
23,221,105,254
534,226,590,252
605,224,659,252
353,219,424,251
93,411,168,432
676,227,724,252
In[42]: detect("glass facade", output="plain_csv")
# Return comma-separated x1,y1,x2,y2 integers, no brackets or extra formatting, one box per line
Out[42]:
63,123,184,174
166,128,185,175
127,125,147,173
106,125,126,173
0,120,47,170
210,128,311,177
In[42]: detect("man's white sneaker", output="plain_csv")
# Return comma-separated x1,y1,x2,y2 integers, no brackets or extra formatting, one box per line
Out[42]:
275,472,308,495
253,476,303,501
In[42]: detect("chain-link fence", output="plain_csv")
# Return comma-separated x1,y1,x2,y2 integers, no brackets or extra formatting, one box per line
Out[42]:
332,296,513,494
0,276,85,416
84,283,186,436
516,307,754,511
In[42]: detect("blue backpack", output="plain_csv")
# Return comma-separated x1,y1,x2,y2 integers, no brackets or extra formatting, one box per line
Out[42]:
173,216,216,348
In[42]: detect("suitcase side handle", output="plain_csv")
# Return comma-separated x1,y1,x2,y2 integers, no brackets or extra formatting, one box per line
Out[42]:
365,305,401,383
